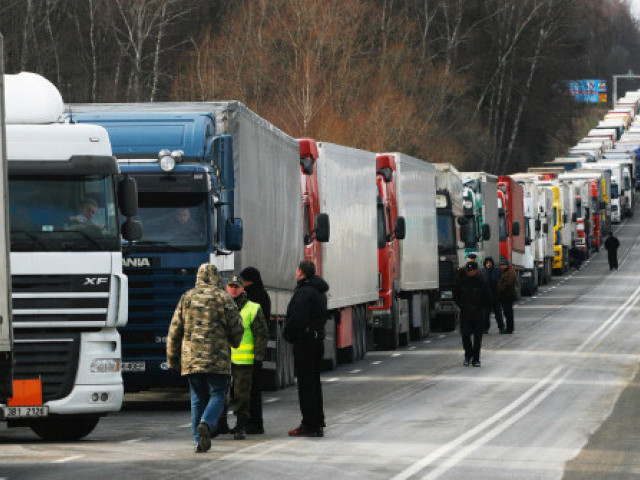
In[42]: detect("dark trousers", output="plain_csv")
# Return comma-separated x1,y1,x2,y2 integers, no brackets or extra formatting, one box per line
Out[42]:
608,250,618,270
293,338,325,430
501,299,514,333
231,364,253,425
249,362,263,426
461,318,483,362
484,298,504,332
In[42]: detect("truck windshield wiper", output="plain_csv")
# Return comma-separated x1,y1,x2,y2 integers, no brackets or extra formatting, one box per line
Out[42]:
68,230,105,250
126,240,186,252
11,231,51,250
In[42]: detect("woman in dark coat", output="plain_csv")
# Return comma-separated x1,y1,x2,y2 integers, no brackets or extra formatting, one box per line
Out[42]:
239,267,271,434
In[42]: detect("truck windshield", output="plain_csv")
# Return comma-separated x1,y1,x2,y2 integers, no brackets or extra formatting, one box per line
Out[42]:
611,183,619,199
9,174,119,251
499,212,508,241
437,214,455,250
130,192,208,251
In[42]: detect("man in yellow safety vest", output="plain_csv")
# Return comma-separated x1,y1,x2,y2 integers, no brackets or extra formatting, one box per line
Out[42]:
225,274,268,440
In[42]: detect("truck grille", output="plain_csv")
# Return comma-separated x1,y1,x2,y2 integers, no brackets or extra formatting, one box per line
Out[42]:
12,275,110,325
122,266,197,355
438,260,455,287
12,332,80,403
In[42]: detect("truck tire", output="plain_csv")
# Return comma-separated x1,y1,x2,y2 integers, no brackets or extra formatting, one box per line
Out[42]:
30,415,100,441
358,306,368,360
352,307,362,361
376,303,400,350
322,316,338,371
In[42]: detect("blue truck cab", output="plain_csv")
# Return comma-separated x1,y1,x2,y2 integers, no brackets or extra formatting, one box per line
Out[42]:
72,111,242,391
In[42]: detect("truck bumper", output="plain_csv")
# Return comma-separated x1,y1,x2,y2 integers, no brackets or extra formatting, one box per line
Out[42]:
434,300,459,316
371,310,393,330
43,383,124,415
521,270,535,290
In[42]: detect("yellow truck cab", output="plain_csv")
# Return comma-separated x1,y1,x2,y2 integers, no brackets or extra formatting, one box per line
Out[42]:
548,185,565,273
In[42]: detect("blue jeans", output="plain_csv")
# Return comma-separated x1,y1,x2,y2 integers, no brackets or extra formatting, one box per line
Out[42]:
187,373,230,443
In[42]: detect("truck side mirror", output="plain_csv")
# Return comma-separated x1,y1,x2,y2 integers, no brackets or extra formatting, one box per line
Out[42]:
543,223,549,234
300,157,313,175
121,219,143,241
225,218,243,251
394,216,406,240
313,213,330,243
572,212,578,222
512,221,520,236
535,219,541,232
482,224,491,240
118,177,139,217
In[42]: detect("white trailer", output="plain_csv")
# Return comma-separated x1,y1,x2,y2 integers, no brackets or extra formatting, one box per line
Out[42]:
392,153,438,340
462,172,500,264
316,142,378,364
0,36,12,405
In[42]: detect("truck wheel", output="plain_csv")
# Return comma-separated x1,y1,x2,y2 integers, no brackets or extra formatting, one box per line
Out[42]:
353,307,362,361
421,295,430,338
377,307,400,351
358,306,368,360
30,415,100,441
322,318,338,371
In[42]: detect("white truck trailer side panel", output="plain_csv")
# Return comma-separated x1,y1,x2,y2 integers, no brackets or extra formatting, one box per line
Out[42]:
317,142,378,310
389,153,438,291
0,49,10,366
225,103,303,297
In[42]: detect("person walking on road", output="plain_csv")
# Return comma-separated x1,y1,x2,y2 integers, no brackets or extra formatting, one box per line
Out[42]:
283,260,329,437
481,256,505,334
454,260,491,367
239,266,271,434
497,259,518,334
604,232,620,271
166,263,244,453
224,274,268,440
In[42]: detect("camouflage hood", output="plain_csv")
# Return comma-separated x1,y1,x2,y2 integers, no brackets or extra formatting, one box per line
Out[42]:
196,263,223,289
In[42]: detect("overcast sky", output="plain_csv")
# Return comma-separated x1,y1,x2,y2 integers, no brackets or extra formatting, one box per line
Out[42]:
630,0,640,16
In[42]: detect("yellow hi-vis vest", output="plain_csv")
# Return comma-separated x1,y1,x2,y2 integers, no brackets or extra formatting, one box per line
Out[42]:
231,300,261,365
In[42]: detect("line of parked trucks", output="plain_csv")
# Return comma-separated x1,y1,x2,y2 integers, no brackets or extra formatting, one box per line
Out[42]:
2,65,640,441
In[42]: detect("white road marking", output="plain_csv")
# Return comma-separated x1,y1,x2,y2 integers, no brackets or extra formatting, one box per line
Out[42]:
391,353,402,358
391,277,640,480
423,340,432,344
325,378,339,382
180,423,191,428
121,437,149,444
51,455,84,464
372,361,383,365
349,369,362,374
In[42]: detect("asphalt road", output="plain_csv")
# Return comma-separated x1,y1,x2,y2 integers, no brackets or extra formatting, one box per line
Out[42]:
2,219,640,479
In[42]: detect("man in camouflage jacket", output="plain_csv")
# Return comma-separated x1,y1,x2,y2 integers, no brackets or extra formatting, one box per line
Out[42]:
166,263,244,453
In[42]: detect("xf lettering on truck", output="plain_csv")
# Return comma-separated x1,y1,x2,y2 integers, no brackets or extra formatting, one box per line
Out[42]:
83,277,108,286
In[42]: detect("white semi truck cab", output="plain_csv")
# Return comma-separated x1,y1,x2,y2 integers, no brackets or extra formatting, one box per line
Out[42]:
0,73,140,440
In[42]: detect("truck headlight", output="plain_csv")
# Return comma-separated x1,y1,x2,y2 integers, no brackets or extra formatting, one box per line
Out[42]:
440,290,453,300
90,359,121,373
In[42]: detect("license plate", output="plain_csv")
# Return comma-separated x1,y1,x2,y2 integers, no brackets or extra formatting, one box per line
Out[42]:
3,406,48,419
122,361,146,372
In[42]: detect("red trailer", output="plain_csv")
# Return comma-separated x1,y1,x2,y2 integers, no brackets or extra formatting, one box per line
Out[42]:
497,176,525,293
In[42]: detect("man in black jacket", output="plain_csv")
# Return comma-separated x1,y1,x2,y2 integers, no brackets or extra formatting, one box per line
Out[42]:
481,256,504,334
283,260,329,437
604,232,620,270
455,261,491,367
239,266,271,434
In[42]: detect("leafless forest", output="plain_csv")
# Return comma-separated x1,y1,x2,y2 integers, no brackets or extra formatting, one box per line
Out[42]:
2,0,640,172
